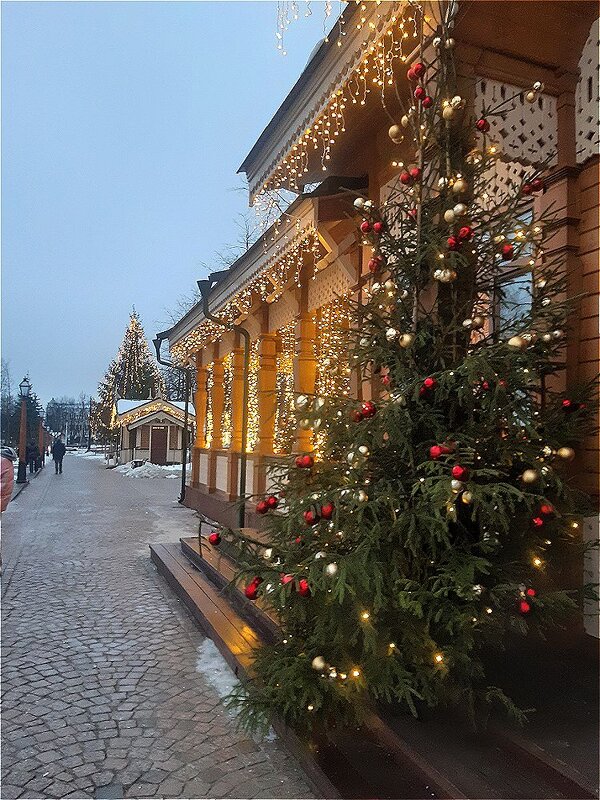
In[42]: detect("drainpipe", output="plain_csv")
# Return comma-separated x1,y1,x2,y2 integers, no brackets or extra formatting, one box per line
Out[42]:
197,275,250,530
153,336,193,505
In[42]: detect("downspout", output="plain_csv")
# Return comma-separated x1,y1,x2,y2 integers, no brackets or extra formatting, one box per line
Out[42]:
153,336,193,505
198,276,250,530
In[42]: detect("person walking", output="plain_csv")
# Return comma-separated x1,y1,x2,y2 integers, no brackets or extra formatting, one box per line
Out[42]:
51,436,66,475
26,441,40,475
1,448,16,512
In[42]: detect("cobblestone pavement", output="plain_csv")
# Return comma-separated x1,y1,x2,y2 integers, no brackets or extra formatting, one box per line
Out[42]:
1,455,315,800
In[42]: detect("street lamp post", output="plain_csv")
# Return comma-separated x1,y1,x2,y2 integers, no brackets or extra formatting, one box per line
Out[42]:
38,411,45,469
16,376,32,484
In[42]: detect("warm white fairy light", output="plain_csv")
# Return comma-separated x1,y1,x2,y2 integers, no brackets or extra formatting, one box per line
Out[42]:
204,363,214,447
246,340,260,453
273,322,297,454
221,352,233,449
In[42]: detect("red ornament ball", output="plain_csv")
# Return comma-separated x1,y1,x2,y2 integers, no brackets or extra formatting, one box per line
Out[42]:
407,66,416,81
298,578,311,597
531,178,544,192
361,400,377,418
321,502,335,520
423,377,437,390
360,220,371,233
267,495,279,509
381,374,392,387
256,500,268,515
451,464,469,481
373,221,384,234
413,62,426,78
476,118,490,132
368,255,383,272
540,503,554,516
296,454,314,469
281,573,294,587
481,380,490,391
414,86,426,100
303,509,319,526
430,444,451,460
422,96,433,108
408,208,418,219
458,225,473,241
409,166,422,181
351,410,363,422
526,588,537,597
447,235,460,251
522,183,533,196
519,600,531,615
208,532,221,546
400,171,413,185
532,516,544,528
501,243,514,260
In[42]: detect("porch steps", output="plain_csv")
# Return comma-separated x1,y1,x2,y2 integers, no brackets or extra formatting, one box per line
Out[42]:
150,541,459,800
151,539,598,800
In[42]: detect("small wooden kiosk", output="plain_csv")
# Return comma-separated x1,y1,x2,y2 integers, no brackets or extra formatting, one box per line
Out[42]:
115,398,194,466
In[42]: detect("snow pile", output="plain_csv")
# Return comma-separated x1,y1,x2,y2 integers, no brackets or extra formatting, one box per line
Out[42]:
116,461,181,479
195,638,239,700
73,450,106,461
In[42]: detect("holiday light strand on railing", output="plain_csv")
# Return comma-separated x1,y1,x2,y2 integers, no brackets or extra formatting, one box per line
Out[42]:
170,226,322,364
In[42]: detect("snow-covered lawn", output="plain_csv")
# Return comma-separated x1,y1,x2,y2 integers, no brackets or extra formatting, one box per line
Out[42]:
116,462,188,479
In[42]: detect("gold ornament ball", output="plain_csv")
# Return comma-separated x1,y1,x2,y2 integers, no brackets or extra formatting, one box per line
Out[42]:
557,446,575,461
472,315,485,328
445,37,455,49
521,469,539,484
442,106,455,120
525,90,536,103
508,335,526,350
461,491,473,504
401,115,410,128
453,203,467,216
312,656,326,671
388,124,403,143
384,279,396,291
453,178,468,194
542,333,553,343
444,209,456,223
399,333,414,348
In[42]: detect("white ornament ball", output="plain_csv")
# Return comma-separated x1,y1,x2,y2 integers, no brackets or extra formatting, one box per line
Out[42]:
432,36,441,48
521,469,539,484
472,315,485,328
295,394,309,410
360,337,369,347
299,418,311,430
462,491,473,505
314,397,325,410
462,318,473,328
315,551,326,560
353,197,365,210
454,203,467,216
399,333,414,348
553,330,564,339
557,446,575,461
386,327,398,341
438,177,449,189
444,209,456,223
263,548,273,560
542,333,553,343
445,37,455,49
541,297,551,307
364,200,373,209
451,479,464,492
391,392,406,406
358,445,369,457
312,656,326,671
313,418,322,431
325,562,338,576
508,336,526,350
388,124,403,143
451,95,464,109
533,81,544,92
357,490,368,503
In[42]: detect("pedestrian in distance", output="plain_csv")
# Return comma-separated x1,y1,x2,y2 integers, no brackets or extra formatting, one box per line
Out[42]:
26,440,40,475
51,436,66,475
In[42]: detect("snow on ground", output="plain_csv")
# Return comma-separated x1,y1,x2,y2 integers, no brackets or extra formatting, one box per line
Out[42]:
195,639,239,700
72,450,107,461
116,462,188,479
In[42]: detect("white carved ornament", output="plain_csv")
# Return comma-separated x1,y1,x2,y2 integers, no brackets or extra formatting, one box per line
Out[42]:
576,18,600,164
475,78,558,167
308,262,354,312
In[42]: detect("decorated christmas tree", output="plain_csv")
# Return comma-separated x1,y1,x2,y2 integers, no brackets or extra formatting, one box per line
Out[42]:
94,311,164,439
220,10,596,734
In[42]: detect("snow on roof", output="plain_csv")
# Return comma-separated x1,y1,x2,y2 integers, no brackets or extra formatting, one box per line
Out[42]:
116,399,195,418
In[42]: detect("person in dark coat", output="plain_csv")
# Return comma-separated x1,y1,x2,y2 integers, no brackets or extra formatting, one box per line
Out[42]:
51,436,66,475
26,441,40,474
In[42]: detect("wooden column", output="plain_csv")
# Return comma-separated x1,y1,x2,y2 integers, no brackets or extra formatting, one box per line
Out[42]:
227,335,245,499
192,353,207,488
210,351,225,451
256,332,278,455
294,280,317,452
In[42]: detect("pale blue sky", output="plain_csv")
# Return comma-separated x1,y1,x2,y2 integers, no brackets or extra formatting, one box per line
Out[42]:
2,1,333,403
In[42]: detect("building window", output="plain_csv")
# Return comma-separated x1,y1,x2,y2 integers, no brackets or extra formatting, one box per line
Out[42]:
128,428,137,450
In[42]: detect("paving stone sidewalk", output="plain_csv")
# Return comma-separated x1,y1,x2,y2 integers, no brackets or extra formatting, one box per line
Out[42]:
1,455,315,800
